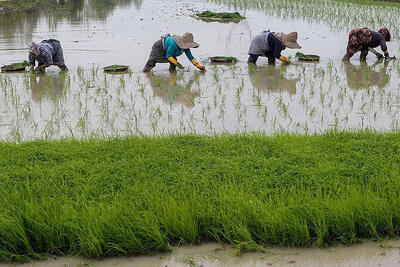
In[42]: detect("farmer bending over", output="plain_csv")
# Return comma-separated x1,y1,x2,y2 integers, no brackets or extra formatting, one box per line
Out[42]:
342,28,395,61
248,31,301,64
143,32,205,72
28,39,68,72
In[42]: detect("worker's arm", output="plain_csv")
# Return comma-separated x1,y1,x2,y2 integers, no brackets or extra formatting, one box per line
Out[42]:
273,36,290,64
28,53,35,68
378,38,395,60
184,49,205,71
368,47,383,59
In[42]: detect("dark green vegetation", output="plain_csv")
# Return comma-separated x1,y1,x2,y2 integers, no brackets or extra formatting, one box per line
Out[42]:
103,65,129,72
0,0,139,15
1,132,400,262
0,0,70,14
196,10,244,20
210,56,238,63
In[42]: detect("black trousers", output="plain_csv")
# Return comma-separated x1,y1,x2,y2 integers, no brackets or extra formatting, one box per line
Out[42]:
248,53,276,64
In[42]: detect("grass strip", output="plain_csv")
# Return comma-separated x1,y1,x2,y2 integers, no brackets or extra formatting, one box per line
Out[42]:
0,131,400,262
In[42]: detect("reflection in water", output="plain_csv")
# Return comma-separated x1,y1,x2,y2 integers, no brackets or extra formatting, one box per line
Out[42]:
248,65,298,94
343,61,389,90
146,72,199,108
0,0,143,46
208,0,400,40
30,74,69,102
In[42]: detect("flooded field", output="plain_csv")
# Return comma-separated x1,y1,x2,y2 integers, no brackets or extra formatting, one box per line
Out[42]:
0,0,399,140
10,240,400,267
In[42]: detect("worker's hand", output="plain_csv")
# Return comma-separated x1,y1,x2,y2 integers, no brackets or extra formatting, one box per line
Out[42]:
191,59,205,71
279,55,290,64
35,66,45,73
176,62,184,69
197,65,206,71
385,56,396,62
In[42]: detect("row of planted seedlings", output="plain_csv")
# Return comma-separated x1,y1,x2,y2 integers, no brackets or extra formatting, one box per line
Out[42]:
0,60,399,141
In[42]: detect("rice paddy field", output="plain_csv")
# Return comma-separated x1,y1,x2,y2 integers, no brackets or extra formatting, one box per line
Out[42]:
1,0,400,265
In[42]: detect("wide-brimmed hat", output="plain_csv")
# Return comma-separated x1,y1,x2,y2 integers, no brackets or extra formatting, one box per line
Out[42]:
173,33,199,49
280,32,301,49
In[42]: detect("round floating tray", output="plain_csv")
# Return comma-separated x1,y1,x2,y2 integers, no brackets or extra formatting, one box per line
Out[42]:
1,65,26,72
297,54,320,62
210,56,238,63
103,65,129,73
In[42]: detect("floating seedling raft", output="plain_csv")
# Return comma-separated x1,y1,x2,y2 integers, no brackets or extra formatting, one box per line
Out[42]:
103,65,130,73
210,56,238,63
195,11,245,22
1,60,29,72
295,52,320,62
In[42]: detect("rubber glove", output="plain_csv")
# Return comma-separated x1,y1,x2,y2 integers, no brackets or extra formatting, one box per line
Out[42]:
279,55,290,64
278,56,290,64
167,57,184,69
191,59,205,71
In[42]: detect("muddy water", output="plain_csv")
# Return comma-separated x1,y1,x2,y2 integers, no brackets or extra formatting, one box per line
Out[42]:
0,0,399,140
9,241,400,267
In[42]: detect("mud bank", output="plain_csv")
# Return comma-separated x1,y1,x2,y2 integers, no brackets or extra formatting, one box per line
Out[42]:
10,240,400,267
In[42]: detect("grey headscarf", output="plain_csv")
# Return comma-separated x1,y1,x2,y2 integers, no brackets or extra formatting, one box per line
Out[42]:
28,42,40,54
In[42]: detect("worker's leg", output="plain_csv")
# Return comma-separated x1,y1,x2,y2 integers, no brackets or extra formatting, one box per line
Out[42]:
58,65,68,71
143,60,157,72
267,56,276,64
342,52,354,61
247,54,259,64
143,39,168,72
360,49,368,61
169,57,177,72
51,41,68,71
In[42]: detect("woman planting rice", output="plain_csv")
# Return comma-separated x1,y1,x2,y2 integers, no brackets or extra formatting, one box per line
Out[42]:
143,32,205,72
247,31,301,65
342,27,395,61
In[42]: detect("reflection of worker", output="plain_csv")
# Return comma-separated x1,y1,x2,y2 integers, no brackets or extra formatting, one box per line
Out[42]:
28,39,68,72
342,28,395,61
248,65,299,94
145,72,200,108
30,74,67,102
248,31,301,65
343,60,389,90
143,33,205,72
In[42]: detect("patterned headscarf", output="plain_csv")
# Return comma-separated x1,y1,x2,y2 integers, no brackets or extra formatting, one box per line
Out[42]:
378,28,391,42
28,42,39,54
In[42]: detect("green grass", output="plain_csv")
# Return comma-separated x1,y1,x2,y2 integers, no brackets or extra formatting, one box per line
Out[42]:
1,131,400,262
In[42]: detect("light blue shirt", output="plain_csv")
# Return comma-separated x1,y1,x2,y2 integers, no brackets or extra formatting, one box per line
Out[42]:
164,36,194,61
